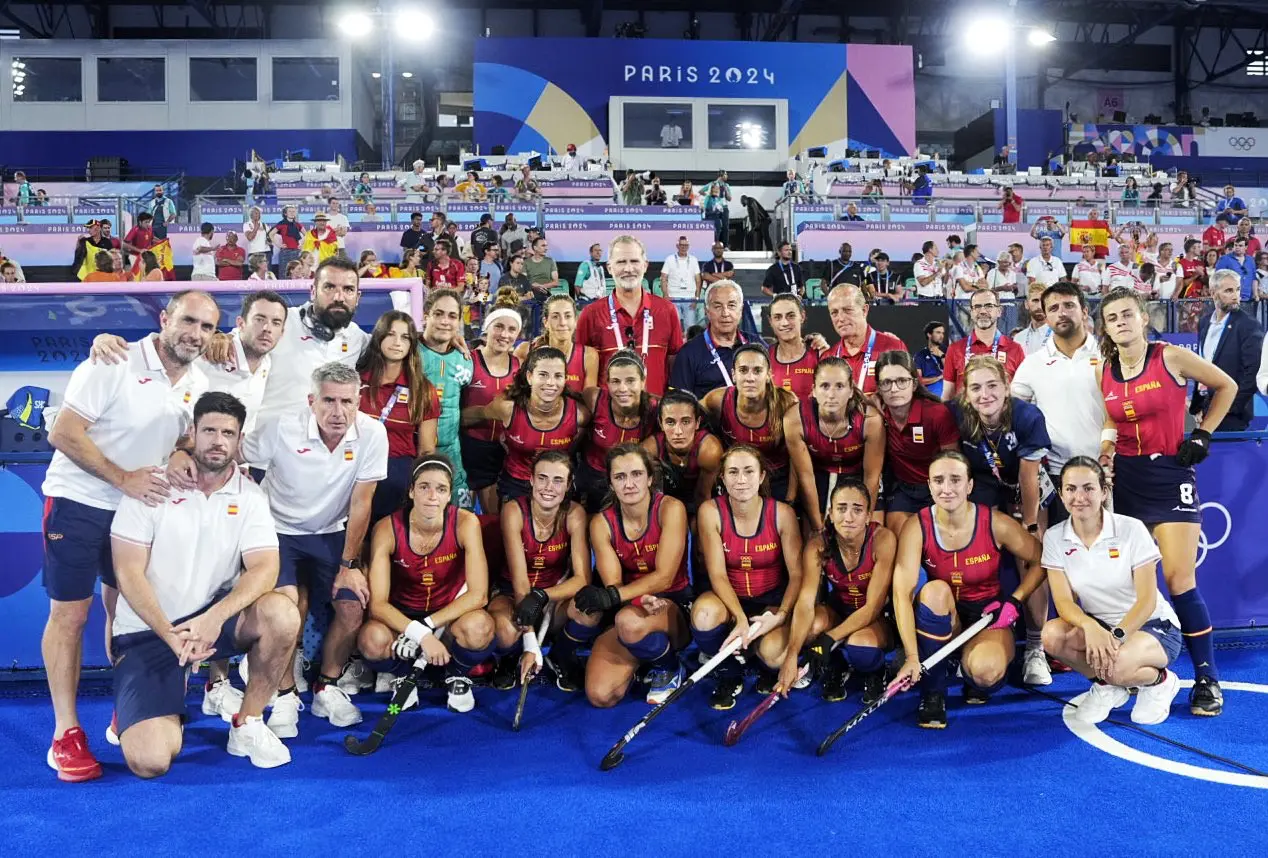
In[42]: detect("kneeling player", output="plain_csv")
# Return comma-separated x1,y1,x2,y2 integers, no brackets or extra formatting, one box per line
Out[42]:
691,445,804,709
357,456,495,713
781,478,896,704
891,451,1043,728
581,444,693,707
109,392,299,775
488,451,594,691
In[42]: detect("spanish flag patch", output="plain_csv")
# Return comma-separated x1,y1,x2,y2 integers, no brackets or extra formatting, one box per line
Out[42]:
912,426,926,444
227,504,239,516
341,342,349,353
183,391,191,404
1108,548,1120,559
344,449,355,461
1123,401,1137,421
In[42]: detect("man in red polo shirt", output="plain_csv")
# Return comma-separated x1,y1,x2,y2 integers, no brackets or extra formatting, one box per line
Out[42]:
940,289,1026,399
576,235,683,396
821,284,906,395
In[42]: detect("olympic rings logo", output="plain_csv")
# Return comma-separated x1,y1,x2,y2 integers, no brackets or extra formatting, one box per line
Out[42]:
1228,137,1257,151
1196,501,1231,568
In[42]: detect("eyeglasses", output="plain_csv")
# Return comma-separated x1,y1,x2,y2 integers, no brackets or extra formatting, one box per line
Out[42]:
878,377,913,391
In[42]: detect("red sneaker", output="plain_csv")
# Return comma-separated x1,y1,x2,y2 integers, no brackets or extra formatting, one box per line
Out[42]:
468,658,494,679
1048,656,1073,674
46,726,103,783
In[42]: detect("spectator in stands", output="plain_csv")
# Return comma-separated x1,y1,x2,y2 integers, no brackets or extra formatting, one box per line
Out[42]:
1074,244,1104,294
1029,217,1066,244
667,280,747,398
1197,270,1263,432
524,236,561,297
865,252,902,303
952,244,988,298
560,143,582,172
400,211,428,260
215,231,246,280
780,169,807,202
470,214,498,261
353,171,374,203
479,243,503,294
190,222,218,281
502,253,533,305
1216,236,1257,302
445,221,469,260
941,290,1026,400
1102,243,1142,293
247,253,275,281
703,172,732,245
1,261,21,283
428,239,466,291
392,247,425,280
241,206,269,265
662,234,702,324
1177,238,1205,295
515,164,541,200
1145,182,1165,208
1121,177,1140,208
1215,184,1248,225
1234,218,1261,257
575,243,608,300
742,195,774,253
839,202,862,222
1256,251,1268,301
915,321,946,396
399,159,430,203
1009,242,1027,273
620,170,645,206
1000,186,1024,224
1014,282,1052,355
149,184,176,244
12,170,33,205
909,165,933,205
0,245,24,282
488,174,509,201
83,250,123,283
357,250,390,279
1170,170,1196,207
701,241,734,290
821,284,906,395
426,211,447,248
1153,242,1180,299
912,241,945,299
862,179,883,203
302,212,339,264
993,145,1012,169
661,117,685,148
1026,237,1063,289
456,171,486,202
499,213,528,257
109,248,127,281
362,202,382,223
1203,213,1233,253
825,242,863,289
988,251,1020,302
269,204,304,274
945,234,963,258
140,252,163,282
430,174,451,202
295,251,316,280
762,241,805,298
326,198,350,254
674,181,697,207
645,176,668,206
284,259,302,279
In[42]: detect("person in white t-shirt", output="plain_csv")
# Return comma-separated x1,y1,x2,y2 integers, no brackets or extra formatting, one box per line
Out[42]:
987,251,1020,301
1101,243,1141,293
191,222,218,281
661,235,702,328
1040,457,1183,725
41,290,219,783
109,392,298,775
398,160,430,203
1025,237,1063,288
326,199,351,251
953,244,987,298
1013,281,1053,355
1073,245,1103,294
242,206,270,260
912,240,945,298
1152,242,1181,299
660,121,684,148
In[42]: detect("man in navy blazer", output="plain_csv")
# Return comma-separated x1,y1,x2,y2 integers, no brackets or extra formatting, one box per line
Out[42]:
1194,269,1264,431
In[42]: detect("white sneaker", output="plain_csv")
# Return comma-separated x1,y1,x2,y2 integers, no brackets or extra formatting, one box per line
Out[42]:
793,669,815,690
240,653,308,700
105,713,120,746
201,679,244,723
374,671,395,694
267,689,304,739
228,715,292,769
336,658,374,696
1070,683,1130,724
445,676,475,713
645,666,683,705
390,676,420,711
1023,647,1053,686
313,684,363,727
1131,669,1180,725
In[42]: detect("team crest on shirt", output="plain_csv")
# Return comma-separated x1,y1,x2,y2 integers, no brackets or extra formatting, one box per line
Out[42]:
1122,401,1138,421
183,391,191,404
1108,547,1120,559
344,448,355,461
341,342,349,353
912,426,925,444
740,555,753,571
227,504,239,516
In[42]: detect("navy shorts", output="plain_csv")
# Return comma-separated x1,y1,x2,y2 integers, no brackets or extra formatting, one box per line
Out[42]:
1095,615,1182,665
736,583,786,620
42,496,117,602
277,532,360,610
574,460,609,515
887,479,933,515
769,468,791,507
497,472,532,502
371,456,413,524
461,435,505,492
111,604,242,736
1045,471,1070,527
1112,455,1201,525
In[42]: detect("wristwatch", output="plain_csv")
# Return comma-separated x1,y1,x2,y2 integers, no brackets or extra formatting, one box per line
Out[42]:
1111,626,1126,642
1025,523,1039,534
341,557,363,570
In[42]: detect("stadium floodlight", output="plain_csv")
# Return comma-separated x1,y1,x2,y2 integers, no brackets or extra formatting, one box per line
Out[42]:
401,71,414,78
371,71,381,79
971,16,1011,51
338,10,375,37
395,9,436,39
1027,28,1056,46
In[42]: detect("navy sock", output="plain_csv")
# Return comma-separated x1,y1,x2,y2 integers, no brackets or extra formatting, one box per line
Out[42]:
625,630,675,669
549,619,600,664
692,623,739,677
915,603,953,693
963,671,1006,696
1172,589,1219,681
447,640,497,677
844,644,885,673
493,639,523,659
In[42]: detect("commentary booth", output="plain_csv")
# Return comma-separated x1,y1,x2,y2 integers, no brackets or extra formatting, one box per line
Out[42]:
608,97,790,173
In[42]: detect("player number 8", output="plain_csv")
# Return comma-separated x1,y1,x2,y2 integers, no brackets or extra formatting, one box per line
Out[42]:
1179,483,1195,506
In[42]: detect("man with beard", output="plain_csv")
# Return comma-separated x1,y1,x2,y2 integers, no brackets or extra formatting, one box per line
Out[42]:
761,241,806,298
42,290,218,782
108,392,298,775
1014,282,1053,355
940,289,1026,399
915,321,946,397
668,280,747,398
820,284,906,396
825,242,864,289
1195,270,1263,432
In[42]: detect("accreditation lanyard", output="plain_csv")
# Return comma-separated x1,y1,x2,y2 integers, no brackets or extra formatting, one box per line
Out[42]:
967,330,1002,363
608,293,651,359
377,385,409,424
978,435,1013,488
704,329,744,388
778,262,796,291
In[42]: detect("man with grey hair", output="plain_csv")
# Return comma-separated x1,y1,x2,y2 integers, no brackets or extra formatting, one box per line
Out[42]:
1189,268,1261,432
668,280,748,398
240,360,388,737
398,159,430,204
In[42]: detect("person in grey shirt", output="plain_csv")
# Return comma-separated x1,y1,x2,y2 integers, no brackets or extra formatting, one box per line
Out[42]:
499,214,528,257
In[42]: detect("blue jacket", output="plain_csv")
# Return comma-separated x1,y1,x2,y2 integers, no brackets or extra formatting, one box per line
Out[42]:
1194,308,1264,431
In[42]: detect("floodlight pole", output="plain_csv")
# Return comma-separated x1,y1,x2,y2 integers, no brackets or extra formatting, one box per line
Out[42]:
382,36,396,170
1005,0,1018,166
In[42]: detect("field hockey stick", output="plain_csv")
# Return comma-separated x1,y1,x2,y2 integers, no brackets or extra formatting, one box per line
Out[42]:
723,663,810,747
816,612,994,757
599,635,744,772
344,621,450,756
512,605,555,732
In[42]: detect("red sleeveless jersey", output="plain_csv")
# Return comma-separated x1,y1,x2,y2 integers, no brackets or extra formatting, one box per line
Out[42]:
601,493,689,594
503,398,581,481
771,346,819,401
462,350,519,443
562,342,587,395
823,521,881,611
1101,342,1186,457
513,495,570,589
716,496,785,599
800,398,866,474
582,390,658,472
917,504,1002,603
389,506,466,612
718,387,789,471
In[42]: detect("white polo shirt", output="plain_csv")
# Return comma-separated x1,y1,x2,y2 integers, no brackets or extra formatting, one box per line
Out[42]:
1010,331,1103,471
987,267,1019,300
242,220,270,255
200,330,272,436
913,257,943,298
43,336,208,511
1014,323,1053,356
661,253,701,300
243,408,388,536
1074,261,1102,292
327,212,351,248
1025,255,1063,287
1041,513,1178,628
110,471,279,636
1103,262,1140,292
952,261,982,298
255,304,369,427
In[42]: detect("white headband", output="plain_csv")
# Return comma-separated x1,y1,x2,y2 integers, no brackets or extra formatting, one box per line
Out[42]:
413,459,453,479
482,307,523,334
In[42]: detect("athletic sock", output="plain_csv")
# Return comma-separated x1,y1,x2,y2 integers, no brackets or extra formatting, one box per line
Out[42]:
448,640,497,677
1025,630,1043,650
277,685,297,697
550,619,601,664
963,671,1006,696
625,630,674,669
844,644,885,673
314,674,339,693
915,603,953,694
1149,667,1168,686
691,623,739,676
1172,588,1219,681
493,639,524,659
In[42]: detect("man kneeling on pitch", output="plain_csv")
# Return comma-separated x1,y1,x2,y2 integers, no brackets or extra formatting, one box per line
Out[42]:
110,392,299,775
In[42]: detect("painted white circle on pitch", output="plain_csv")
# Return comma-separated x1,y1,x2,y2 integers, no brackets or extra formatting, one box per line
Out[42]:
1062,679,1268,789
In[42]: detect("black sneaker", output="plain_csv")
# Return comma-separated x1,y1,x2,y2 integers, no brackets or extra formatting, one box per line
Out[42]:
1189,676,1224,716
861,671,886,706
755,667,778,696
918,690,947,729
963,685,990,706
490,656,518,691
709,674,744,710
821,665,849,702
554,657,585,693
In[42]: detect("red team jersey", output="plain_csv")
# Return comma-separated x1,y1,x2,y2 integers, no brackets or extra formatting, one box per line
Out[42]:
512,496,570,589
503,398,581,481
917,504,1002,603
716,496,785,599
462,351,519,443
562,342,587,395
799,398,866,474
823,326,907,395
718,387,789,472
601,493,689,594
388,506,466,613
581,390,659,472
940,331,1026,393
771,346,819,400
882,398,961,485
359,372,442,459
823,521,882,611
1101,342,1186,457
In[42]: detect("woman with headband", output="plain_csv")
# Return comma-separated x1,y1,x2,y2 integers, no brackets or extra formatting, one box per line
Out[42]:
460,288,524,515
514,293,598,394
575,350,660,514
357,455,495,714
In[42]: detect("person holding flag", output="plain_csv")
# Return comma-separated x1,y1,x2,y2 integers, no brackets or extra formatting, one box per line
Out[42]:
149,185,177,280
1069,208,1111,260
73,220,114,282
302,213,340,265
122,213,157,281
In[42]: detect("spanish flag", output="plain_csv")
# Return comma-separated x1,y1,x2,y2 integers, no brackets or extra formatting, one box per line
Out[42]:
1108,548,1120,559
150,238,175,280
1070,220,1111,259
302,228,339,263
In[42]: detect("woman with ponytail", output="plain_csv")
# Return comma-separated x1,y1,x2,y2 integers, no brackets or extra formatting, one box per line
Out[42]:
799,356,885,524
513,293,598,393
460,287,524,514
575,349,660,513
